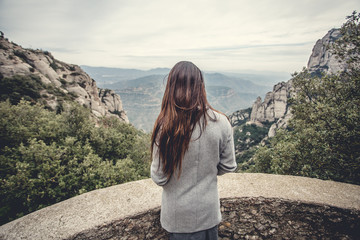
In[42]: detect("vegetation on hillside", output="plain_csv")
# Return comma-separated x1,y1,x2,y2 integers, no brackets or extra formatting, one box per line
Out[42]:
233,121,273,169
0,100,150,225
0,75,45,105
0,74,77,110
228,108,273,170
249,11,360,185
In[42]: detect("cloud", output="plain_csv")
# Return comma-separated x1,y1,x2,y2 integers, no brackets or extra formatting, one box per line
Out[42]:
0,0,358,72
182,42,315,53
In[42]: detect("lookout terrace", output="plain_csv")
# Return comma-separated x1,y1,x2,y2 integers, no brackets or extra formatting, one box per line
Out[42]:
0,173,359,239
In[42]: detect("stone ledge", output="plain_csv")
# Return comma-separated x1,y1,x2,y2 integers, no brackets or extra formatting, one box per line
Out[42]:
68,197,360,240
0,173,359,240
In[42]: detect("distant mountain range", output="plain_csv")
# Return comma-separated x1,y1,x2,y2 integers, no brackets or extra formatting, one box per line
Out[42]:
80,66,170,84
81,65,289,86
82,66,289,131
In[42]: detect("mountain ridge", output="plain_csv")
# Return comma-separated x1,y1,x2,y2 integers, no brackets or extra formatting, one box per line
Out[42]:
248,28,345,135
0,35,128,123
229,28,352,169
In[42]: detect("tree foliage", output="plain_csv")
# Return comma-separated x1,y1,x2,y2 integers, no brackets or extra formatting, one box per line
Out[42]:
0,75,44,105
250,11,360,185
0,100,150,224
233,122,272,167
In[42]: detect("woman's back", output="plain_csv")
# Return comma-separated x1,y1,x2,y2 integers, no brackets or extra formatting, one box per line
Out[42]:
151,110,236,233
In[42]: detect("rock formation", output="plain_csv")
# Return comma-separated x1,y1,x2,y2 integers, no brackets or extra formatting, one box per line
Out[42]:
248,28,344,137
307,28,345,74
250,81,292,123
0,34,128,122
248,81,293,137
228,108,251,127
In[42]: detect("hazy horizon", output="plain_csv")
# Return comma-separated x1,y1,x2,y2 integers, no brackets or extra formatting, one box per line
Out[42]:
80,64,291,75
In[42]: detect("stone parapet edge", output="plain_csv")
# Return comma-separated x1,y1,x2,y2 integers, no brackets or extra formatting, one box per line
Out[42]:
1,173,359,240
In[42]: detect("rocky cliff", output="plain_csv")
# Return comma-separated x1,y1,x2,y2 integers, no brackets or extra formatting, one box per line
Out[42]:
248,28,343,137
307,28,345,74
228,108,251,126
0,34,128,122
250,81,292,121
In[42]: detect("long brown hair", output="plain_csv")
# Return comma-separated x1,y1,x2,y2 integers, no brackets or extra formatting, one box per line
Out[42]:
151,61,214,180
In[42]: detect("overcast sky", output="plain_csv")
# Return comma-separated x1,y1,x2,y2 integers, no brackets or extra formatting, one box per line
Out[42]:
0,0,358,73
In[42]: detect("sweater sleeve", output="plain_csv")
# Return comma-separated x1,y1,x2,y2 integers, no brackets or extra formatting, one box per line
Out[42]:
217,119,237,175
151,144,169,186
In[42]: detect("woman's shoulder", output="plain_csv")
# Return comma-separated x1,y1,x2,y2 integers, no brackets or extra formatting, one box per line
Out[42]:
204,109,232,140
206,109,231,127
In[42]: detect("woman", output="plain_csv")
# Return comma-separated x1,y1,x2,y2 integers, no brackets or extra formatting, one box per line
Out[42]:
151,61,237,239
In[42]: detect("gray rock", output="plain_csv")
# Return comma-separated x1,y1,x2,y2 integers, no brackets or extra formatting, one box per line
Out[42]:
99,88,129,122
249,81,292,130
307,28,345,75
228,108,251,126
0,35,128,122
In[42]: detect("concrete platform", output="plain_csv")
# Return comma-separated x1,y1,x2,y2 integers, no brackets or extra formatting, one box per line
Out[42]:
0,173,359,240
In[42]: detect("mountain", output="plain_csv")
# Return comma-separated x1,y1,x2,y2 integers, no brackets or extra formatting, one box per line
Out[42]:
204,73,270,113
307,29,345,75
230,28,348,168
0,35,128,122
82,65,291,132
105,74,166,131
93,70,271,131
80,65,170,85
218,71,290,87
248,28,344,136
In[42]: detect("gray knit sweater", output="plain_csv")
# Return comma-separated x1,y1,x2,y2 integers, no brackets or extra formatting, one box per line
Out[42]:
151,110,237,233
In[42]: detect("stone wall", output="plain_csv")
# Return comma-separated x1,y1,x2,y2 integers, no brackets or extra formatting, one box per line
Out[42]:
68,197,360,240
1,173,360,240
219,197,359,240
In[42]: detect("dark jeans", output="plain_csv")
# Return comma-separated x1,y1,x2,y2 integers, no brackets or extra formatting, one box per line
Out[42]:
169,225,218,240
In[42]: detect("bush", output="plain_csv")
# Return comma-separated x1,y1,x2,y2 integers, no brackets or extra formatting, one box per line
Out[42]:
0,75,45,105
233,122,272,168
0,101,150,224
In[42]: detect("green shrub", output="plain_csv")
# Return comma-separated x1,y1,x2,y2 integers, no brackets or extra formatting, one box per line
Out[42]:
0,101,150,224
233,121,272,168
0,75,45,105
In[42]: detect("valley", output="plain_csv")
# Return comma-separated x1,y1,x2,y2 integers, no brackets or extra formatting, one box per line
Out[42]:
83,66,288,131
